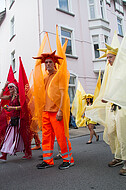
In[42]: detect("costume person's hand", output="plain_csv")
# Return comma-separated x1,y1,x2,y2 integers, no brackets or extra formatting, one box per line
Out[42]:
101,99,108,103
56,110,63,121
6,106,14,111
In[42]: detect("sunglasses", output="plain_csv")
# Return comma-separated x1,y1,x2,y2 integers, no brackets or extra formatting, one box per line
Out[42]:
8,86,14,89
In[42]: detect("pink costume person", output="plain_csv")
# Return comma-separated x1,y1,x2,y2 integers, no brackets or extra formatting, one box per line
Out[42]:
1,94,24,157
0,81,31,161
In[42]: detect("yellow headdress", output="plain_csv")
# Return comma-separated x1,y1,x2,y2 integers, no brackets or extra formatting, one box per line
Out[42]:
82,94,94,100
98,43,118,59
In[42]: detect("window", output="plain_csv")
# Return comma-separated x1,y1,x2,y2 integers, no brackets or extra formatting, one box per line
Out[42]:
100,0,105,19
101,71,104,84
117,17,123,36
115,0,123,5
104,35,108,44
11,51,15,72
89,0,95,19
115,0,123,13
68,74,76,105
92,35,100,59
59,0,69,12
10,16,15,38
61,27,73,55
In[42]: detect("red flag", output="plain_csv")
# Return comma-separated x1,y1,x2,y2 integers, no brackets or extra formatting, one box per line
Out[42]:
18,57,32,157
7,65,15,82
19,57,29,110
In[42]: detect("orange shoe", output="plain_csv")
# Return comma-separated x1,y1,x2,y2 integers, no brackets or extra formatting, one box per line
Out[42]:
31,146,41,150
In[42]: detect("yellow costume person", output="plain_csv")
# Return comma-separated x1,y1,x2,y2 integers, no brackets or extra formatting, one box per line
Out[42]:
83,94,99,144
101,34,126,176
85,31,120,132
71,69,101,128
86,31,126,176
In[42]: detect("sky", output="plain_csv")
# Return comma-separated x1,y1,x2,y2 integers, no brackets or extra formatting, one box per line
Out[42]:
0,0,5,12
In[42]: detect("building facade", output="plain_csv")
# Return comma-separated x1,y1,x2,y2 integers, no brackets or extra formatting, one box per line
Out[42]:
0,0,126,104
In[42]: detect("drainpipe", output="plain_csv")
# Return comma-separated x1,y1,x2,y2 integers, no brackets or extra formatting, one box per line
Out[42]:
37,0,41,46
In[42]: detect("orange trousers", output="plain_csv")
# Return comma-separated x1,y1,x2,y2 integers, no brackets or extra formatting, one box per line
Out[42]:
42,111,74,165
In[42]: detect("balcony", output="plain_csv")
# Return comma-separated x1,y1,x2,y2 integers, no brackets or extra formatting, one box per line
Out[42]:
88,18,110,32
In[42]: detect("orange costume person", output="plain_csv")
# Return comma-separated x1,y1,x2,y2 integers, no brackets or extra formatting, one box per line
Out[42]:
33,51,74,170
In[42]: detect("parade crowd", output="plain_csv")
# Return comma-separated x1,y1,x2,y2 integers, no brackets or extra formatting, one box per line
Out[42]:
0,27,126,176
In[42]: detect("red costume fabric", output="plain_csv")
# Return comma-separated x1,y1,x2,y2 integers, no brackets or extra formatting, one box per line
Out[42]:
1,65,15,107
0,104,7,149
9,95,20,117
1,65,16,121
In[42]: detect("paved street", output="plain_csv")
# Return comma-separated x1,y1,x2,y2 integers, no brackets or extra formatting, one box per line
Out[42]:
0,126,126,190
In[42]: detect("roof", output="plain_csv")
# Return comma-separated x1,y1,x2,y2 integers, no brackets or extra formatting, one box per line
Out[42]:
0,9,6,26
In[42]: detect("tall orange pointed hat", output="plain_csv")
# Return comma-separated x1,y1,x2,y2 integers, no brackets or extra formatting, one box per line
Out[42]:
32,50,63,65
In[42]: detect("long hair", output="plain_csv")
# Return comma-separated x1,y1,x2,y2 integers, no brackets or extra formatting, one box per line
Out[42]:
87,98,93,106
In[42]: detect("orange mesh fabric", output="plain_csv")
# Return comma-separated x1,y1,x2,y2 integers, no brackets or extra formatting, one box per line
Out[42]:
28,33,52,131
27,70,39,132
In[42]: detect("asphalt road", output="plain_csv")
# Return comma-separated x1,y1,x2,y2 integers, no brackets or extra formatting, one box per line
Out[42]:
0,133,126,190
